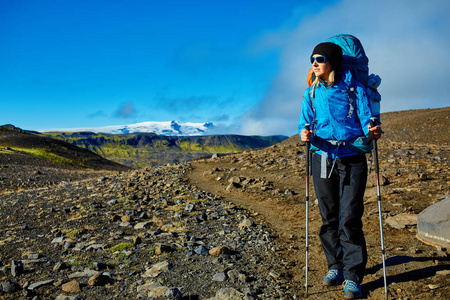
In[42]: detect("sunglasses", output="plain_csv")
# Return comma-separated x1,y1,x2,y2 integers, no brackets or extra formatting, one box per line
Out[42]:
310,56,327,64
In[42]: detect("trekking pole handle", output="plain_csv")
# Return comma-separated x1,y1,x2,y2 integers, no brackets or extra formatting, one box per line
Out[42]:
304,124,311,151
304,123,311,176
370,118,380,173
368,117,377,146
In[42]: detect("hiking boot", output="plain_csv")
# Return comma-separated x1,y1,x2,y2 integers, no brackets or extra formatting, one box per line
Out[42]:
343,280,362,299
323,269,343,286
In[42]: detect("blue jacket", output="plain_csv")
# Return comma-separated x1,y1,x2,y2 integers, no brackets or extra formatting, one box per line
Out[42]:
299,70,373,158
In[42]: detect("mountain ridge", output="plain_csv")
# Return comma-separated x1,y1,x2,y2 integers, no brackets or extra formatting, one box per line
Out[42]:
38,120,218,136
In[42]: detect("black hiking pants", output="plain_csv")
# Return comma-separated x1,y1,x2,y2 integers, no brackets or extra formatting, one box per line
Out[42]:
312,153,368,283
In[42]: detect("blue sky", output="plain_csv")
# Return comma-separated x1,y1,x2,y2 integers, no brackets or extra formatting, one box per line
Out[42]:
1,0,449,136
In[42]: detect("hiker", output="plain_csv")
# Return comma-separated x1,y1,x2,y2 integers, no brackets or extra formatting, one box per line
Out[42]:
299,42,382,299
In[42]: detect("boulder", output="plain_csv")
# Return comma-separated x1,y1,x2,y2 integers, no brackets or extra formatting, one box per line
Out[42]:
28,279,54,290
206,287,244,300
209,246,231,257
145,281,168,298
417,196,450,247
386,213,418,229
11,260,23,277
155,244,174,255
143,261,170,278
55,296,82,300
61,280,81,293
212,272,227,282
165,287,183,299
1,279,20,293
68,269,99,279
238,217,253,230
88,273,110,286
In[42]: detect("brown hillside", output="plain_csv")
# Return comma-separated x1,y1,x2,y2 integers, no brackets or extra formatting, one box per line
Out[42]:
380,107,449,145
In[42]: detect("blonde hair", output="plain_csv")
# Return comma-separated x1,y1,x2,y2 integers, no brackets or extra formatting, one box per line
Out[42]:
313,70,335,87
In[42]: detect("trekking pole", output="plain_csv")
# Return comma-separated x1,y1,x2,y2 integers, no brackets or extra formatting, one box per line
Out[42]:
371,117,388,299
304,124,310,297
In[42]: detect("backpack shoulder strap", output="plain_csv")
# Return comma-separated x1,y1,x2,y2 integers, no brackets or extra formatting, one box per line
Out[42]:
309,84,316,113
308,84,317,134
309,84,316,100
346,83,356,118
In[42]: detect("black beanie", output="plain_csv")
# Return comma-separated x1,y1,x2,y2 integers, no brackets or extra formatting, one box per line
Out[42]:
311,42,343,70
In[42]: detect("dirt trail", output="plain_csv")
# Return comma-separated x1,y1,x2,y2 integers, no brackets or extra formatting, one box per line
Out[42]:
186,143,449,299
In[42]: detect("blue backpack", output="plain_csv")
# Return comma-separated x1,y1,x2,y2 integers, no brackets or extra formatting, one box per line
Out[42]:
326,34,382,121
307,34,381,121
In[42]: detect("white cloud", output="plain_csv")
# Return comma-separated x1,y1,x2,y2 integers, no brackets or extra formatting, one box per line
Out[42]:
240,0,450,136
115,102,136,118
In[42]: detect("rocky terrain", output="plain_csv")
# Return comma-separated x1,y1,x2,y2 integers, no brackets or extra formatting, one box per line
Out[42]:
0,107,449,299
0,164,298,300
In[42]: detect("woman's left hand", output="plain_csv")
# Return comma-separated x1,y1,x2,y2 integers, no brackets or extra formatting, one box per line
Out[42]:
368,125,383,140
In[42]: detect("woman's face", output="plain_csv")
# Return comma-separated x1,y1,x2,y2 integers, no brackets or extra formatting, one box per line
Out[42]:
311,54,333,80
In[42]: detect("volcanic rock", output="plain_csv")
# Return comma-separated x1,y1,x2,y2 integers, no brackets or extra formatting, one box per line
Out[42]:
61,280,81,293
386,213,418,229
88,273,110,286
11,260,23,277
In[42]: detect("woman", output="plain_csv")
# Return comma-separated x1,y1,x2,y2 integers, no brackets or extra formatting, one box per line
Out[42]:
299,42,382,299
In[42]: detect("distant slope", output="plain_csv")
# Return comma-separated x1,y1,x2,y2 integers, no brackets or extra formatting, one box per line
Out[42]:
43,132,287,168
0,125,130,171
380,107,449,145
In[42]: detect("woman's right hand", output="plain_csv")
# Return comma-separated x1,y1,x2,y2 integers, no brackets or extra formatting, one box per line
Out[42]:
300,129,312,142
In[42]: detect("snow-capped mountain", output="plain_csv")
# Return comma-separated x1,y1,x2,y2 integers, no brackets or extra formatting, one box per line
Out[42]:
39,121,216,136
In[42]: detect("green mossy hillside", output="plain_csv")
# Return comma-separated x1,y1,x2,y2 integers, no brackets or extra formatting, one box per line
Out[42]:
0,126,130,171
43,132,287,168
